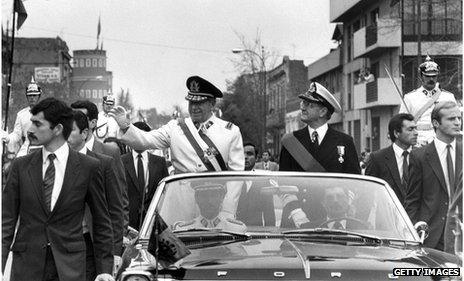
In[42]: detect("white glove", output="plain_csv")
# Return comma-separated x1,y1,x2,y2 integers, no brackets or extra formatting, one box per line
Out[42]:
94,273,115,281
108,106,130,130
0,129,9,143
113,255,122,276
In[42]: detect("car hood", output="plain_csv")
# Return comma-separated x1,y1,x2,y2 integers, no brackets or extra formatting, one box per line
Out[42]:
121,237,461,280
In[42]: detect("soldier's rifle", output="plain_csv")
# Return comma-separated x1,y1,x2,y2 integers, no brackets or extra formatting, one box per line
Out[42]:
384,64,411,114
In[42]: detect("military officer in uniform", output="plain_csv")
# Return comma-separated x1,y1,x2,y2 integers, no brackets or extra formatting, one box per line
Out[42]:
399,56,457,146
173,183,247,233
109,75,244,173
278,81,360,228
95,94,119,142
1,77,42,157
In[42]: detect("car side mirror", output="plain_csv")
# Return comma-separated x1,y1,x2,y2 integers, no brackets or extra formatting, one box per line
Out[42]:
414,221,429,244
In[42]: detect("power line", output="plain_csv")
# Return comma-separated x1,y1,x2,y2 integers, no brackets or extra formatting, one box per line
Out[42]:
22,26,230,54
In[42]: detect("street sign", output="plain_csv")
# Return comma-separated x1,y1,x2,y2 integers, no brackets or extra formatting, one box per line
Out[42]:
34,67,60,83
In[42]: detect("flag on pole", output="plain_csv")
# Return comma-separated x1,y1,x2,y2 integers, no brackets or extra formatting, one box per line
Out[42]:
14,0,27,30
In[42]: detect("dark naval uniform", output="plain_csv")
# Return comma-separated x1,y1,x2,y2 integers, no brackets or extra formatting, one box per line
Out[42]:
278,82,360,228
279,126,360,174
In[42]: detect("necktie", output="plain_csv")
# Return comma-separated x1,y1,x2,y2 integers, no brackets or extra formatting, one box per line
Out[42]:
402,150,409,186
446,144,455,195
43,154,56,211
333,221,344,230
137,154,145,191
311,131,319,148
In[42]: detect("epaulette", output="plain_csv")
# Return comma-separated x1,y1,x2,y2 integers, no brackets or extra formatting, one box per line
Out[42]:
173,220,194,229
225,122,233,130
226,218,245,225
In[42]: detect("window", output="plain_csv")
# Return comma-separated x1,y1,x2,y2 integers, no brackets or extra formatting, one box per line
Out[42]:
73,59,79,68
86,59,91,67
79,59,85,67
92,58,98,67
99,90,103,98
92,90,98,98
85,90,91,98
79,89,85,98
99,59,103,67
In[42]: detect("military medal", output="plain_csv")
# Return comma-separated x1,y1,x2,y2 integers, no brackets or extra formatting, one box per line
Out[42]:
337,145,345,163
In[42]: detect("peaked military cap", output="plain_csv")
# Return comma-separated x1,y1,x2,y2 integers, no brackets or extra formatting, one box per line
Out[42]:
298,82,342,113
185,76,223,102
419,55,439,76
103,94,115,105
25,76,42,96
192,182,226,194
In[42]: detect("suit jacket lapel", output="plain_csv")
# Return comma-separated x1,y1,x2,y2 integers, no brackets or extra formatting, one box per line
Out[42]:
27,150,49,215
385,146,403,192
294,127,312,153
318,127,337,160
49,149,80,218
147,154,158,193
123,154,140,194
426,141,447,193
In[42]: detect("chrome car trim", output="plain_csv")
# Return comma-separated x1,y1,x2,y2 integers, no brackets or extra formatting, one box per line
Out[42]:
217,271,228,277
286,239,311,279
274,271,285,277
331,272,342,278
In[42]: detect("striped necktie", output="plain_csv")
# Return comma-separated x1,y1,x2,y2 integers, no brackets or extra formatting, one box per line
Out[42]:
43,153,56,211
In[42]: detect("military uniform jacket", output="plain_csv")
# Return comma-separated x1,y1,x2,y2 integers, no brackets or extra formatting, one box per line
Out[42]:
173,215,246,233
95,111,119,142
279,126,360,227
8,107,32,157
121,115,244,173
279,126,361,174
399,85,456,144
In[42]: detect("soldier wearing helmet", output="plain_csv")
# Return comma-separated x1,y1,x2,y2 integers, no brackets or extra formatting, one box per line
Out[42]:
399,56,457,146
1,77,43,157
95,93,119,142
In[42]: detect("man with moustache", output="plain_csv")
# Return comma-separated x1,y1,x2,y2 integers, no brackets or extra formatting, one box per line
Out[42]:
109,75,244,174
67,110,124,280
110,76,244,218
2,98,114,281
278,82,360,228
399,56,457,146
365,113,418,206
405,101,462,251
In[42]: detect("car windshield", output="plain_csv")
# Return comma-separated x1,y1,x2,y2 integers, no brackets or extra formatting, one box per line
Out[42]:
143,174,416,241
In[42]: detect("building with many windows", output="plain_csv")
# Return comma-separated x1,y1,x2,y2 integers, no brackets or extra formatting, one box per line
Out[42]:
2,36,72,130
71,49,112,110
266,56,307,157
329,0,462,153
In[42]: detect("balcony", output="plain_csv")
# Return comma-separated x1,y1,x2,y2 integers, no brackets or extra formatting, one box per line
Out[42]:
353,78,402,109
353,18,401,59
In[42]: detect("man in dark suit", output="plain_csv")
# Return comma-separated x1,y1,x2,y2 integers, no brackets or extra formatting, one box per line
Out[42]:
279,82,360,228
365,113,418,205
68,110,125,280
405,101,462,251
2,98,114,281
236,142,275,226
121,122,168,230
71,100,129,233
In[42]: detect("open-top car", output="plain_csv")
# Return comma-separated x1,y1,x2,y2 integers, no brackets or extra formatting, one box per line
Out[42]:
117,172,461,281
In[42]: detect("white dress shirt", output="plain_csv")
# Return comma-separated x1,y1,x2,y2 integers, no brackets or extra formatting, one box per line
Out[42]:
434,138,456,196
392,143,412,179
132,150,149,189
85,134,96,151
308,123,328,145
42,143,69,211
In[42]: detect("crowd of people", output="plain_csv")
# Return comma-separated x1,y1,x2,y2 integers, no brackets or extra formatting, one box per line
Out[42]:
0,56,462,280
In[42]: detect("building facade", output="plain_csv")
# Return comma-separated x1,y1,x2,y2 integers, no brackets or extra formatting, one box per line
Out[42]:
329,0,462,153
266,56,307,157
2,36,72,130
71,49,113,110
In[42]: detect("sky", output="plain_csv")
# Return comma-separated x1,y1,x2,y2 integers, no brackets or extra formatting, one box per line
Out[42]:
2,0,336,113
